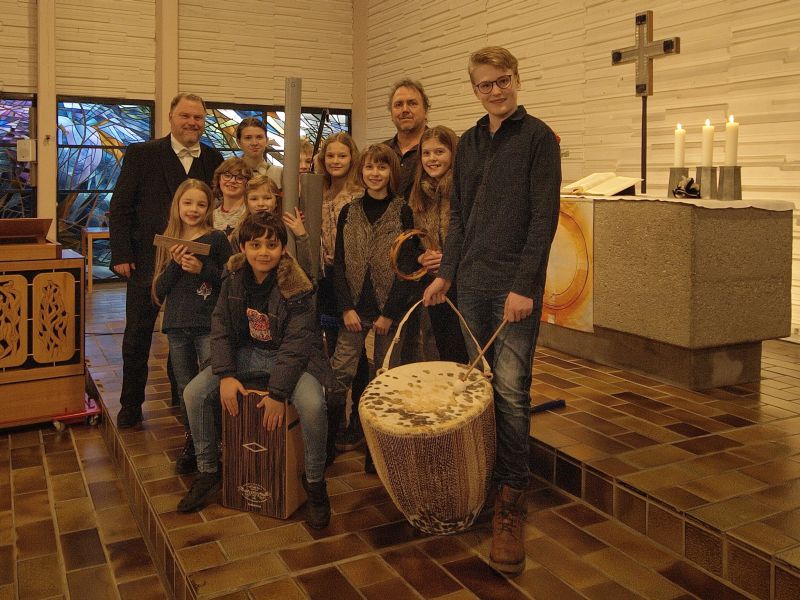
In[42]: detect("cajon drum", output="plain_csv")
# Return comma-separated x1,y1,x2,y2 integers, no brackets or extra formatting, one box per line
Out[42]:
221,389,306,518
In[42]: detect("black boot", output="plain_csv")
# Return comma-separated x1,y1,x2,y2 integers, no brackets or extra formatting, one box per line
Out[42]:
116,404,142,429
177,471,221,513
336,355,368,451
302,473,331,529
364,447,376,474
167,354,181,407
325,398,345,467
335,408,364,452
175,433,197,475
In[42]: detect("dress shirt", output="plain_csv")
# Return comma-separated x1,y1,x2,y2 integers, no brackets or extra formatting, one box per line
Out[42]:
171,134,201,174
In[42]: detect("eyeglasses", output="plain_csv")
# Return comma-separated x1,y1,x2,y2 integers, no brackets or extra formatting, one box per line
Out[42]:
220,172,248,183
473,74,514,95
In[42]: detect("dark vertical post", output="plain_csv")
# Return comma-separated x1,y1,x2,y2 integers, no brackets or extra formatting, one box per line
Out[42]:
641,95,647,193
311,108,330,166
284,77,301,256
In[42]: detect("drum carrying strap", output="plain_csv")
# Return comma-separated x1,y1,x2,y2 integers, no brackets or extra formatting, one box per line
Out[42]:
380,297,492,377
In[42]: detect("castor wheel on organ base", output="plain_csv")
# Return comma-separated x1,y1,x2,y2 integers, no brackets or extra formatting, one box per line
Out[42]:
51,396,103,431
87,412,101,426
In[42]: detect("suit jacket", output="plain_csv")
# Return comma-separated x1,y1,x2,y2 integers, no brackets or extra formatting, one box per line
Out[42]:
109,135,223,285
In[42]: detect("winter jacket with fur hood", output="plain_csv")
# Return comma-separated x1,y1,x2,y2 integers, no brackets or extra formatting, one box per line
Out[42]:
210,251,332,401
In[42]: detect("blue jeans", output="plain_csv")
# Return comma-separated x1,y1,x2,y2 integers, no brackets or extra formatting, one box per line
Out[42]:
329,321,395,401
457,287,541,490
167,329,211,430
183,346,328,483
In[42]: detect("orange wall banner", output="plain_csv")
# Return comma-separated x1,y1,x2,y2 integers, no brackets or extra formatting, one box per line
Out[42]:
542,198,593,332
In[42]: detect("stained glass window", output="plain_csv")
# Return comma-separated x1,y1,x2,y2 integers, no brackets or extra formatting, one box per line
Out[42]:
202,104,351,163
0,96,36,219
56,98,154,278
51,99,346,278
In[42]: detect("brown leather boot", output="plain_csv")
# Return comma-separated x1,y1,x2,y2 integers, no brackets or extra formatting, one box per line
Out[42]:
489,484,527,575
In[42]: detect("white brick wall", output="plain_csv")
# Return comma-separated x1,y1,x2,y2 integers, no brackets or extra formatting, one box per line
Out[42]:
178,0,353,107
364,0,800,338
54,0,156,98
7,0,800,339
0,0,37,91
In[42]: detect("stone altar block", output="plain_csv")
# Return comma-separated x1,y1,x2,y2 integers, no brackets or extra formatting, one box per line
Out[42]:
540,196,793,389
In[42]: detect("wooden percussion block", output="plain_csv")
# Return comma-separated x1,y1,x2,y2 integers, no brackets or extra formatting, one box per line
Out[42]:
153,234,211,255
221,389,306,519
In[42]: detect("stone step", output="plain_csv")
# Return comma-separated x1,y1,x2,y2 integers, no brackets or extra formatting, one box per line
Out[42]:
89,366,779,600
528,344,800,600
82,284,800,599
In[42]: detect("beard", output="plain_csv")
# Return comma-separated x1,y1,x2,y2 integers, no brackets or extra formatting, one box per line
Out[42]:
394,119,423,134
176,129,201,145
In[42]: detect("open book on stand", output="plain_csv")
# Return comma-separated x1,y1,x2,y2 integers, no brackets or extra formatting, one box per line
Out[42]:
561,173,641,196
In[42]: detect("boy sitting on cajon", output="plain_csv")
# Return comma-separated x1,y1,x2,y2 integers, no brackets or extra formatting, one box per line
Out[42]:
178,213,332,529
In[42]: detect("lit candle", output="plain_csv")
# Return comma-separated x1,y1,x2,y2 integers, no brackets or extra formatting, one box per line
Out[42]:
725,115,739,166
701,119,715,167
673,123,686,167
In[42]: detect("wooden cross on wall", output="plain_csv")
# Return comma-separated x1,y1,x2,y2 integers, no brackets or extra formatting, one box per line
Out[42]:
610,11,680,192
612,10,680,96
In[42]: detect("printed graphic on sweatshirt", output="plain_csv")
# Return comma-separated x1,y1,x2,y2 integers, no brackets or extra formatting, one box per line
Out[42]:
246,308,272,342
196,281,212,300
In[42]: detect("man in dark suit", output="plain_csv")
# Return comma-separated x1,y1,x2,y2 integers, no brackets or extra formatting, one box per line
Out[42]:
110,93,223,429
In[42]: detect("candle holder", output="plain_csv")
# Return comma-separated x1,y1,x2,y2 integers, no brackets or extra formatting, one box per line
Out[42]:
717,166,742,200
695,166,717,200
668,167,689,197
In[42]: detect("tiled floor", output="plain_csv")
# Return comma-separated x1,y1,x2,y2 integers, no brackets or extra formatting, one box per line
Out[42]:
3,280,800,599
0,412,166,598
527,342,800,600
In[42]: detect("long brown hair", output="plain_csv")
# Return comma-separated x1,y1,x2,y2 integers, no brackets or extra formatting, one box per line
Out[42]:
357,144,401,195
314,132,362,196
408,125,458,213
151,179,214,305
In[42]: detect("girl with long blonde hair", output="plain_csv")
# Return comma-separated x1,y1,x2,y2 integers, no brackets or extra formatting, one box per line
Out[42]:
151,179,233,475
315,132,362,267
313,132,371,465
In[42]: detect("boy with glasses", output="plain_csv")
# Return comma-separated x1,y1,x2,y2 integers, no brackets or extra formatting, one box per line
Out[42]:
423,46,561,575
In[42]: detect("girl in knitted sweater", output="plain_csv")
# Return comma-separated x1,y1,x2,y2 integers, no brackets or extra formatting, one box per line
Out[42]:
315,133,371,461
330,143,416,471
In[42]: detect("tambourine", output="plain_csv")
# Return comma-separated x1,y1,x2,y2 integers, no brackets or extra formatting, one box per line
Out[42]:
389,228,433,281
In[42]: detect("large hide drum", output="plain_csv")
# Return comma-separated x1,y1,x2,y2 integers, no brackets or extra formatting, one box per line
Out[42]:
360,300,496,535
222,389,306,519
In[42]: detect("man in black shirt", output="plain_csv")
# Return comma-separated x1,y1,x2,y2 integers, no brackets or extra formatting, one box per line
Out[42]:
424,46,561,576
382,79,429,199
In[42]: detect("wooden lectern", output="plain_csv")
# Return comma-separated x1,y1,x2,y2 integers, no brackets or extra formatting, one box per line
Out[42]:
0,219,85,427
